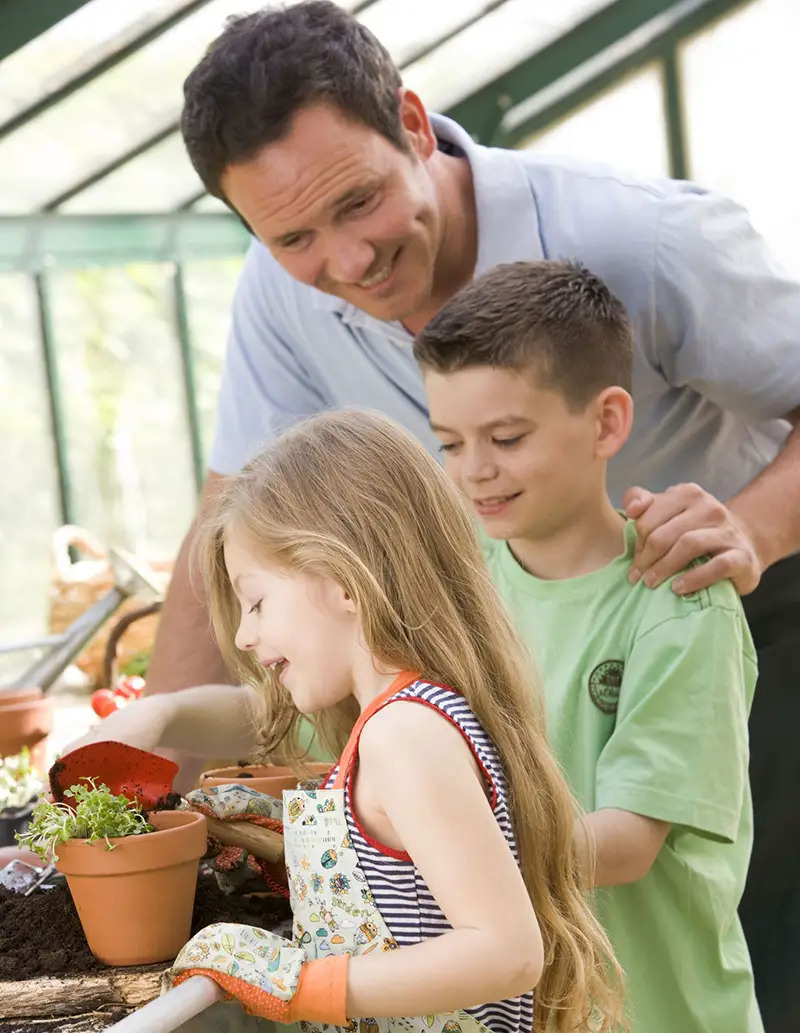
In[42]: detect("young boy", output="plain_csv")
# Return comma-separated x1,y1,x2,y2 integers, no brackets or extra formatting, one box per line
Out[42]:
414,261,762,1033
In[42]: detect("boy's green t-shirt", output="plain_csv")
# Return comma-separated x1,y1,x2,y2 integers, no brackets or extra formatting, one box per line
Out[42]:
483,520,762,1033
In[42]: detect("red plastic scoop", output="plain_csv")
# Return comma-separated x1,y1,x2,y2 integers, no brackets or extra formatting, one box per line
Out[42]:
49,741,179,810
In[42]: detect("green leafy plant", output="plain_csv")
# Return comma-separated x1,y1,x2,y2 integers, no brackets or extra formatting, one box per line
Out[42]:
119,648,150,679
0,748,43,812
16,779,153,861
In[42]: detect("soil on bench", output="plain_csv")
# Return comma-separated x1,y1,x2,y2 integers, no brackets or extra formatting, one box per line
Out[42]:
0,873,290,981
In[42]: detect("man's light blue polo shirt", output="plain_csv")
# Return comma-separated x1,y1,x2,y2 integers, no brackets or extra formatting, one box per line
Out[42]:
209,114,800,505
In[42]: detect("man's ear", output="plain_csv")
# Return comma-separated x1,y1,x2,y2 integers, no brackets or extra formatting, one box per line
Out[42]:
593,386,633,460
397,88,437,160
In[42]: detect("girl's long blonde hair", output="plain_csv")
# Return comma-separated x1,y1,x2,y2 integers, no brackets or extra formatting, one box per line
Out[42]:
197,409,624,1032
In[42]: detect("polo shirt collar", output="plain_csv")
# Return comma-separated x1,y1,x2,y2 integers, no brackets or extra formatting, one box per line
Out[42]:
433,114,544,276
310,113,544,335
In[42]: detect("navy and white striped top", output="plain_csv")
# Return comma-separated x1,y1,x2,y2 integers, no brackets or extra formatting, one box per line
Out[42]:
326,678,535,1033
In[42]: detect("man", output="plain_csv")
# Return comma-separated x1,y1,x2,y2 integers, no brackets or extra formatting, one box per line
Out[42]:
147,3,799,1028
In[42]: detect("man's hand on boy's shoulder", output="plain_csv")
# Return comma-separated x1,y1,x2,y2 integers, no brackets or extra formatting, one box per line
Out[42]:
622,483,762,596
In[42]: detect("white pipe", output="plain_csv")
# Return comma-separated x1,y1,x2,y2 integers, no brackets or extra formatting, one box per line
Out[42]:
107,975,224,1033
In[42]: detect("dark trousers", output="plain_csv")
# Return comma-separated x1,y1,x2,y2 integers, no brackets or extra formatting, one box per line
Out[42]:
740,552,800,1033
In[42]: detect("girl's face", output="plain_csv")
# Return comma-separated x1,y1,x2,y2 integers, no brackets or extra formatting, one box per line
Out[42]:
224,531,360,714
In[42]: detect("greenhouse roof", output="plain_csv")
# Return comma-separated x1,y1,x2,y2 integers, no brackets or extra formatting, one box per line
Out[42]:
0,0,752,270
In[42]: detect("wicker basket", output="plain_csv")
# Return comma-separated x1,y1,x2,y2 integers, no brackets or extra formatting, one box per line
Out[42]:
47,526,172,687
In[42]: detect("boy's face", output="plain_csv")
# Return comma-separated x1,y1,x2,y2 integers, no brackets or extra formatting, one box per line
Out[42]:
425,365,605,542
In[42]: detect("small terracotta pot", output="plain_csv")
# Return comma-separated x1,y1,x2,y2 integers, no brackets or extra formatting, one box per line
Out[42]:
0,687,43,706
0,687,52,763
199,762,331,796
55,809,207,966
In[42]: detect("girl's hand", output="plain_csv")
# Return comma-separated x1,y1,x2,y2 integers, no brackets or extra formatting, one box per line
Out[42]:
166,924,348,1025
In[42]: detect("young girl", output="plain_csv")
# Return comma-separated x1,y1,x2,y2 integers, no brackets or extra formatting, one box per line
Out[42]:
81,410,624,1032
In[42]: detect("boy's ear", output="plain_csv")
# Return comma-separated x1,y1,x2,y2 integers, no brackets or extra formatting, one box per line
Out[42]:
593,387,633,459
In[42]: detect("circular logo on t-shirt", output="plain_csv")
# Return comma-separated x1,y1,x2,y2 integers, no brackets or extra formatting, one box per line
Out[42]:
588,660,624,714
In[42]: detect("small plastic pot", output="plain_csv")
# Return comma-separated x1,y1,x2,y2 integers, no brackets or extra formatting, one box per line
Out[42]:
55,809,207,967
0,801,35,847
199,762,331,796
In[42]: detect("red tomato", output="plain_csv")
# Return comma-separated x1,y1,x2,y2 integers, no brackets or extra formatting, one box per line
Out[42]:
90,689,119,718
114,675,146,699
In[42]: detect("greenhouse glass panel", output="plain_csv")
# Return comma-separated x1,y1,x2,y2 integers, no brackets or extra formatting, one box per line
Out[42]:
0,0,293,212
46,263,197,558
0,0,192,125
190,194,228,213
682,0,800,277
359,0,498,69
522,64,669,180
182,258,244,463
404,0,608,113
0,275,61,643
59,133,201,213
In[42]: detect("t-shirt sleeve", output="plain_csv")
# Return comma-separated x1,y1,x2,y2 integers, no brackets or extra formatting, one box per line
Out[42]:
654,189,800,423
208,243,328,475
594,601,756,842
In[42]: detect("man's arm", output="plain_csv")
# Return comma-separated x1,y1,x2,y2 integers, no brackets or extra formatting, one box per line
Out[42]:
146,471,230,696
625,409,800,595
575,810,670,887
144,471,232,792
622,186,800,595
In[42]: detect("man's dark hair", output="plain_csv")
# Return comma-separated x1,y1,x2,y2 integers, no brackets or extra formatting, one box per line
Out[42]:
414,261,634,408
181,0,406,200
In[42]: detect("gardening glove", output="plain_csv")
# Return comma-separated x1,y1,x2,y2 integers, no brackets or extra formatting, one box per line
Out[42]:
164,923,349,1025
183,785,287,896
184,784,285,824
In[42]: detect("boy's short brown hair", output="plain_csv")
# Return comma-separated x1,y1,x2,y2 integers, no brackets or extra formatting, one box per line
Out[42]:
414,261,633,409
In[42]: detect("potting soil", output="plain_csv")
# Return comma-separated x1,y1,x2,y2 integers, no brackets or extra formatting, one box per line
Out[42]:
0,874,291,980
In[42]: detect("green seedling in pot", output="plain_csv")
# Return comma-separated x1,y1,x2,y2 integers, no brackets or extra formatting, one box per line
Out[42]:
16,778,153,862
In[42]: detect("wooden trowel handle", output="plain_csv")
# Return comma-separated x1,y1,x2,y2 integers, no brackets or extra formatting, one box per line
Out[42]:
205,816,285,864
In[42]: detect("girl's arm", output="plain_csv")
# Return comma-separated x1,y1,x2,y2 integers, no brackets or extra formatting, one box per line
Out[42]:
344,701,543,1019
62,683,264,761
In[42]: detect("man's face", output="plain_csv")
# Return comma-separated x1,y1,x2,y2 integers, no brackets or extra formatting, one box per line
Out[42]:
221,100,441,323
425,365,603,543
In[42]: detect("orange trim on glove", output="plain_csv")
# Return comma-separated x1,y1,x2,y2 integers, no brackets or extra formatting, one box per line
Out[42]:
290,952,349,1024
173,954,350,1024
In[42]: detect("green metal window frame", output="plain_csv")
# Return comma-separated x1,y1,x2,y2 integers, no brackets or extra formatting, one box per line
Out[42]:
0,0,92,63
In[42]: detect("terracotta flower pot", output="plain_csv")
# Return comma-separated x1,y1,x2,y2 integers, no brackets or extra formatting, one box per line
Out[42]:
200,762,331,796
0,687,52,765
55,809,207,967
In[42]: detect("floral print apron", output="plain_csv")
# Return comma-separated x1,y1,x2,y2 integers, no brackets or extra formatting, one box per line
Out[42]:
283,719,491,1033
